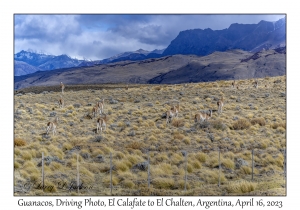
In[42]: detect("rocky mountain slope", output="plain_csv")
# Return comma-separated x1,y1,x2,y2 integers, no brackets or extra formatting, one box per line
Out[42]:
163,17,286,56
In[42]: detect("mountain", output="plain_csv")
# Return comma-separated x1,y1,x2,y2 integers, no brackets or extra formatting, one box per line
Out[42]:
13,48,164,73
14,47,285,90
37,54,82,70
163,17,286,56
77,48,165,67
14,51,84,71
14,17,285,76
14,61,41,76
14,50,55,66
108,49,166,63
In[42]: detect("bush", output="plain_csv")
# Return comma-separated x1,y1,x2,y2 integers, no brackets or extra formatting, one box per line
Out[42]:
232,119,251,130
14,138,26,147
250,118,266,126
271,122,286,129
198,121,211,129
211,120,227,131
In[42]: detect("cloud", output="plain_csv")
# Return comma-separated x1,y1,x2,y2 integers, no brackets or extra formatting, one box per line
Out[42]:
14,15,82,41
14,14,285,60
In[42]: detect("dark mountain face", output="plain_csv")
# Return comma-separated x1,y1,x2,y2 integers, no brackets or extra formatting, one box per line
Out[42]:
110,52,164,63
111,53,147,63
163,17,286,56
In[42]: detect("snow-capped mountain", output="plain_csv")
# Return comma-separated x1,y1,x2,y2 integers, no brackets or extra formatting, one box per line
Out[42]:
15,51,83,70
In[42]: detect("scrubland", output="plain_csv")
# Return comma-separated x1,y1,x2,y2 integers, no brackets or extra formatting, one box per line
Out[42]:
14,76,286,195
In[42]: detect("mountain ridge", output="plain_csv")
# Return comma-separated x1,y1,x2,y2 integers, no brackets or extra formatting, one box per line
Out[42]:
162,17,286,56
14,47,286,90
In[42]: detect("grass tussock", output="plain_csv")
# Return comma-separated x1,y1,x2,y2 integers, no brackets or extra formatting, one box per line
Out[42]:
21,151,32,160
226,180,257,194
231,119,251,130
126,141,145,150
250,118,266,126
240,166,252,174
175,180,190,190
202,169,226,184
195,152,207,163
222,158,235,170
14,138,27,147
41,180,57,193
173,133,185,140
152,177,175,189
102,176,120,187
121,180,135,189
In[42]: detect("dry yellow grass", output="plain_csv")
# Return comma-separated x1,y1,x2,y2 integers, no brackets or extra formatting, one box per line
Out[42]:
14,76,286,196
226,180,257,194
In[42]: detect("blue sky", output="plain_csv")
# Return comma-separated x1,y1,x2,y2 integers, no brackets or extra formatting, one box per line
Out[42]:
14,14,285,60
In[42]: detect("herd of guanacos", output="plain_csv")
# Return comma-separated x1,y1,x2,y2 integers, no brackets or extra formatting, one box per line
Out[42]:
46,79,260,136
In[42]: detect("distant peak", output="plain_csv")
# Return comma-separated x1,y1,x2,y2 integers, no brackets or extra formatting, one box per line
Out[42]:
135,49,149,53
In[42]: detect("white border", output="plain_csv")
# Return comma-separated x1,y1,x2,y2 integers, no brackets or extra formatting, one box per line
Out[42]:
2,0,298,209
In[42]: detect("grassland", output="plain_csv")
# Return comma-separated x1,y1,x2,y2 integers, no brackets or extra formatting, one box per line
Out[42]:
14,76,286,196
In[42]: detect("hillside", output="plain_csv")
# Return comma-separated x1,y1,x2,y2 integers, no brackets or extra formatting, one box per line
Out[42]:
14,55,194,89
150,48,286,84
14,61,41,76
14,76,286,196
14,48,286,90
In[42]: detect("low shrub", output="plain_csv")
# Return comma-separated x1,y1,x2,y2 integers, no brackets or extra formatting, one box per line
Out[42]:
14,138,26,147
250,118,266,126
231,119,251,130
